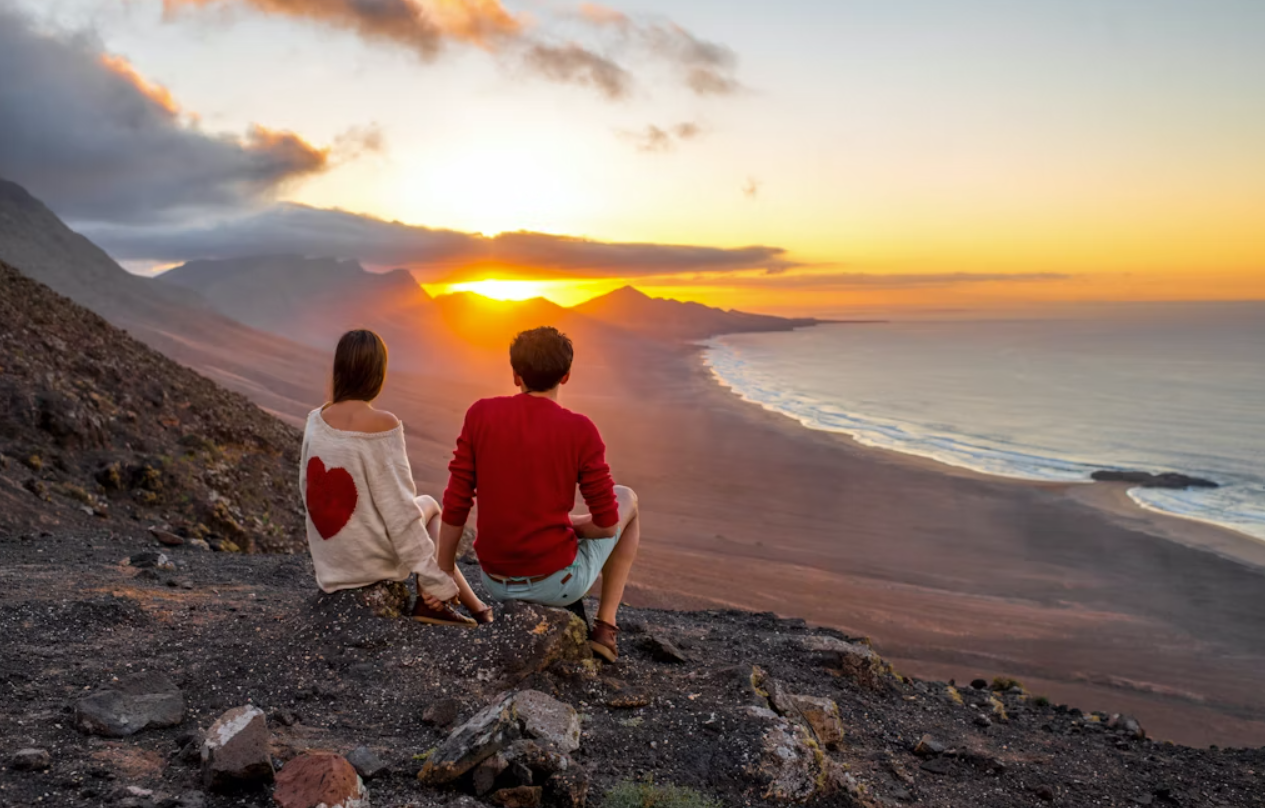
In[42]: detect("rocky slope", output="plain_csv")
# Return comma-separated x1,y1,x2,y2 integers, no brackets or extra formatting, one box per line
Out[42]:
0,524,1261,808
0,259,304,552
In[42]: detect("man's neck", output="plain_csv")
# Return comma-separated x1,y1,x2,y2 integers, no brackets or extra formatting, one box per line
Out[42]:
521,387,560,402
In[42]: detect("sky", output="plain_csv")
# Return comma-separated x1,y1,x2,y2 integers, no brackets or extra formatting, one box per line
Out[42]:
2,0,1263,314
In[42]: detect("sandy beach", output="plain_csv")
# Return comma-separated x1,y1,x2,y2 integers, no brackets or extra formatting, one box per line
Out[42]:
166,327,1265,749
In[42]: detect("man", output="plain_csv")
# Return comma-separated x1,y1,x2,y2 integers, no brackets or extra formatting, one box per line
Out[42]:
435,326,641,661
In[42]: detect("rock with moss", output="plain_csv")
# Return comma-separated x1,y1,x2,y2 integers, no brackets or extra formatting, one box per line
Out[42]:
799,635,895,690
418,690,581,787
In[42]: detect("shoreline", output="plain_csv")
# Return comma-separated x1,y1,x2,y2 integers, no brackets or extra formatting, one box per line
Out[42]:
699,334,1265,558
567,341,1265,748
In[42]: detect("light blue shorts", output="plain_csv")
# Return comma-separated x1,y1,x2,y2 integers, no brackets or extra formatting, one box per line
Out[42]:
480,529,622,608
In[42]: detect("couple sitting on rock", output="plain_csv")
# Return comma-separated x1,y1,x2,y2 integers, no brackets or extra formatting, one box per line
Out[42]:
299,326,640,662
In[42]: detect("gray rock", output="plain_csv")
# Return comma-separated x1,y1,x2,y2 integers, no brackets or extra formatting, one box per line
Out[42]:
176,793,207,808
514,690,581,753
799,635,893,689
641,633,688,664
201,705,273,791
912,734,945,757
11,748,51,771
422,697,462,728
473,753,509,796
345,745,388,780
75,671,185,737
129,550,176,571
150,527,185,547
742,705,845,802
418,690,580,785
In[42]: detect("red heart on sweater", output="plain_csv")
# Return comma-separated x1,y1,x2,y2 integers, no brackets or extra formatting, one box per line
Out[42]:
305,457,358,540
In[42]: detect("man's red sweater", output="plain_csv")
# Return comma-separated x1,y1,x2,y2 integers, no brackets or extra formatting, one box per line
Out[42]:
442,393,620,577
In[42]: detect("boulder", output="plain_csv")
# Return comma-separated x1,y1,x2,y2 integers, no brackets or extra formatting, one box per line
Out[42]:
912,734,945,758
799,636,893,689
790,695,845,750
640,633,688,664
1091,470,1218,489
473,753,509,796
477,602,592,682
514,690,581,753
345,746,388,780
11,748,51,771
75,671,184,737
418,690,580,785
743,706,844,803
273,752,368,808
150,527,185,547
202,705,274,791
318,580,411,619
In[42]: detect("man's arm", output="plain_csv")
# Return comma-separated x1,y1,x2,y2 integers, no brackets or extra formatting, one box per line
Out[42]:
576,418,620,537
440,404,479,566
437,520,464,573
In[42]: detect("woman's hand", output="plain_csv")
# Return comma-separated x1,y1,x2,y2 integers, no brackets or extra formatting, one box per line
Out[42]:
421,591,454,609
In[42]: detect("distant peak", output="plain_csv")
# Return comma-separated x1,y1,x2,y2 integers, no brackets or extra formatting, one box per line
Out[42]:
611,285,651,299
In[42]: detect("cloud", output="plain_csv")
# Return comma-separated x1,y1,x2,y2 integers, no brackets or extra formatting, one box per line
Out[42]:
161,0,522,59
162,0,740,100
524,43,631,100
0,5,335,223
622,121,703,152
577,5,741,96
648,270,1074,290
79,202,792,279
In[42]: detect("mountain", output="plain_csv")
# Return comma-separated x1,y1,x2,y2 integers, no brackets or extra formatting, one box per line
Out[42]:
0,258,304,550
0,179,210,325
0,177,328,417
573,285,828,340
160,255,439,355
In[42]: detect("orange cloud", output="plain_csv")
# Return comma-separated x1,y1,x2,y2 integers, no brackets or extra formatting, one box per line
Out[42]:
99,53,181,116
162,0,522,58
243,125,330,176
577,3,629,27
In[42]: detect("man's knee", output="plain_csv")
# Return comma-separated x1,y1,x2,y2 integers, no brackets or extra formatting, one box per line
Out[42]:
615,485,638,516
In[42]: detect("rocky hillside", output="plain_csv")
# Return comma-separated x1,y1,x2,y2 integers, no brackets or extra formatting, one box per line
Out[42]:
0,259,304,552
0,527,1261,808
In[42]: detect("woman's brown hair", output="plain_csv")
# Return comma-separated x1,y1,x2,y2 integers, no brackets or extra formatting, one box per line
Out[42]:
331,329,388,403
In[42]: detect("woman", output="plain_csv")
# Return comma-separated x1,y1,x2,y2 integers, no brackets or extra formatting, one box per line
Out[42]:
300,329,492,626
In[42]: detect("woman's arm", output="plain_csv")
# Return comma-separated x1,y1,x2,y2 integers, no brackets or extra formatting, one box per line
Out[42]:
369,435,459,601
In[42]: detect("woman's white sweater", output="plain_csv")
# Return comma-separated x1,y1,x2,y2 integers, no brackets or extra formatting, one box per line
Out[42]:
299,408,459,599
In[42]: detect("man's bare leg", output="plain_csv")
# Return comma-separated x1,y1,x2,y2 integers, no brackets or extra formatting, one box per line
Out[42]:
596,486,640,627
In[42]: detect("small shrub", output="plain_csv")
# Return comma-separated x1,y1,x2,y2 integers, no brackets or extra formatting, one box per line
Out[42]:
24,454,43,471
991,676,1024,692
59,483,93,504
603,780,722,808
1033,695,1051,708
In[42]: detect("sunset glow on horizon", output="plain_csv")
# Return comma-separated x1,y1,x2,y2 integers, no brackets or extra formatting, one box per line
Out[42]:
6,0,1265,315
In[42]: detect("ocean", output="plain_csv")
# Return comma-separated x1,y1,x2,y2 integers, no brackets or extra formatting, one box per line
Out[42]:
703,302,1265,541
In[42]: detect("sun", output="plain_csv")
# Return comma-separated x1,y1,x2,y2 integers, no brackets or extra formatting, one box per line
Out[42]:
445,279,551,301
427,277,627,306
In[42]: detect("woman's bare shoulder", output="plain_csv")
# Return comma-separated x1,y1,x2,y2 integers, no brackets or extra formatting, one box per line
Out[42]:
361,409,401,433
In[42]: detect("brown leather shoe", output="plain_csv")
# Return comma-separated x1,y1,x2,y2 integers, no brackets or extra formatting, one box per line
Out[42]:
412,599,476,627
589,619,619,662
